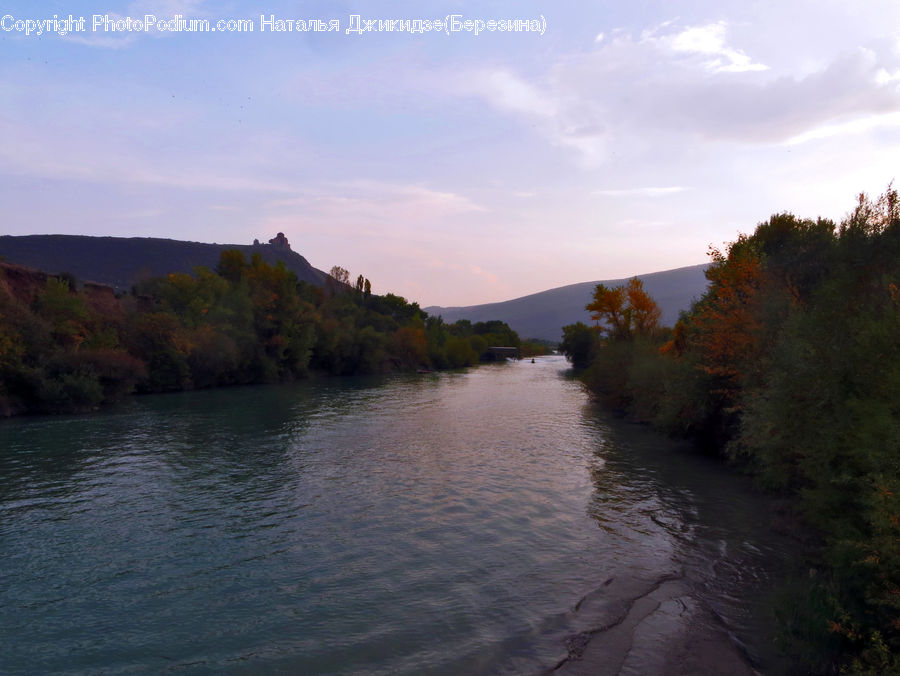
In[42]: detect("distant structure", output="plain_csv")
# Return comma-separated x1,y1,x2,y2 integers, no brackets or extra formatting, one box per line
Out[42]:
268,232,291,250
487,346,520,360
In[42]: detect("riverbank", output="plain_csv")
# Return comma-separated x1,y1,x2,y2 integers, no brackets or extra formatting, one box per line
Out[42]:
536,401,807,676
560,199,900,672
0,255,549,418
548,574,759,675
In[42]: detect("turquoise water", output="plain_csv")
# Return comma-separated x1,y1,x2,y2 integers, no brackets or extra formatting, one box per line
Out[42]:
0,356,794,674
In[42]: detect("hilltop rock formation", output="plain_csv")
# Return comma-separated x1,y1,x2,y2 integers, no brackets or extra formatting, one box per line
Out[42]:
268,232,291,250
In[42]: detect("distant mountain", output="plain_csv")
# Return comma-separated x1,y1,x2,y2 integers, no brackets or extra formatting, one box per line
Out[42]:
425,264,710,342
0,234,329,291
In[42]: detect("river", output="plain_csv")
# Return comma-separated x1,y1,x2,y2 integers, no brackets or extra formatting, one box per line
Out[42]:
0,356,797,674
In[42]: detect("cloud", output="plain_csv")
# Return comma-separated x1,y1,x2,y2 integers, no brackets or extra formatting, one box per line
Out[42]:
463,70,556,118
786,110,900,145
264,181,485,230
0,120,300,194
467,264,500,285
614,218,675,228
268,181,484,212
665,22,768,73
458,22,900,164
0,112,306,194
875,67,900,85
594,186,689,197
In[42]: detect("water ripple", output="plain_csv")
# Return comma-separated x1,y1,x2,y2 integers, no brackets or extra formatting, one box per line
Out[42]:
0,357,798,675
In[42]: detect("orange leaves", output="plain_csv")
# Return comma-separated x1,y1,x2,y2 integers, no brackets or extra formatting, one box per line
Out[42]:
627,277,662,336
586,277,661,340
586,283,626,335
659,320,687,357
691,253,764,390
391,326,428,368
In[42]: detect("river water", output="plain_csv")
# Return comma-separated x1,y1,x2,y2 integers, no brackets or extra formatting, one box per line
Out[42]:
0,356,796,674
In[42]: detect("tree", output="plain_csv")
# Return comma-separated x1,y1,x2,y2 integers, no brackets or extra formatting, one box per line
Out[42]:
626,277,662,336
585,277,661,340
389,326,427,369
559,322,596,368
329,266,350,286
327,265,350,297
586,283,627,337
217,250,247,283
35,276,89,348
691,245,764,396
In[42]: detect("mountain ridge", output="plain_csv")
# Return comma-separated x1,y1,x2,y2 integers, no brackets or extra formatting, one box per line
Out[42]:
0,234,709,342
0,234,329,291
425,264,710,341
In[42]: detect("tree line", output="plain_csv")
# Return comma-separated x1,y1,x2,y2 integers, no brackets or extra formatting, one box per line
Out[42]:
560,188,900,674
0,250,546,416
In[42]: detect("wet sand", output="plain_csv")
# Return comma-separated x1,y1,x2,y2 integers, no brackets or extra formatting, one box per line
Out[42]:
541,573,759,676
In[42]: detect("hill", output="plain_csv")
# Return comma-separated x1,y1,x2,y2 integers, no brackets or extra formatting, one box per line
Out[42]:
425,264,710,341
0,233,329,291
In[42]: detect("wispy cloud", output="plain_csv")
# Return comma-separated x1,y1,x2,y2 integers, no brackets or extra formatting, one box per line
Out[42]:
462,70,556,118
665,22,769,73
594,186,689,197
786,110,900,145
0,116,300,194
266,181,485,219
467,264,499,285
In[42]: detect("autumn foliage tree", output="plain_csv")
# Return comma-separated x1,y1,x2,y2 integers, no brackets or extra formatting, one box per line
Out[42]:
585,277,662,340
688,244,764,401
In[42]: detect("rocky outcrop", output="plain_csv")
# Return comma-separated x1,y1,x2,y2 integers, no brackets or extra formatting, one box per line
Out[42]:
268,232,291,250
0,262,51,303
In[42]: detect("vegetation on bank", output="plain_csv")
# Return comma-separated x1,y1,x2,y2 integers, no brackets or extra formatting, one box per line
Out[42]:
0,251,545,416
560,189,900,674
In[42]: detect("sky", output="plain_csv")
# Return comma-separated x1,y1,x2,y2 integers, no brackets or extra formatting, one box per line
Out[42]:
2,1,900,307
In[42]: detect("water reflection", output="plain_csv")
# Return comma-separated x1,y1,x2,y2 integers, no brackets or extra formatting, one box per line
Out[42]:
0,357,795,675
583,405,796,671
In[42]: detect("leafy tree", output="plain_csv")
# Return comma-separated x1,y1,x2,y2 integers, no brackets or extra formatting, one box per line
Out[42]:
559,322,596,369
216,249,247,283
586,283,627,337
444,334,479,367
329,265,350,285
35,276,89,348
326,265,350,297
586,277,661,340
389,326,428,369
626,277,662,336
